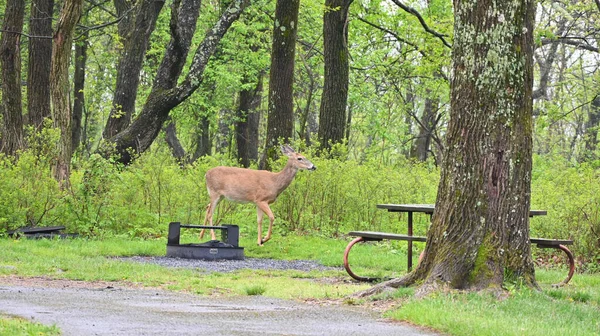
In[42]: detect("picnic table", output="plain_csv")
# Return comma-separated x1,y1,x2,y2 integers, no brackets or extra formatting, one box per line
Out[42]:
343,204,575,286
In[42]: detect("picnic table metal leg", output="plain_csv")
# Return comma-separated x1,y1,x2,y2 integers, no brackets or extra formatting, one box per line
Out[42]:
343,237,379,282
537,243,575,287
554,244,575,287
407,212,413,271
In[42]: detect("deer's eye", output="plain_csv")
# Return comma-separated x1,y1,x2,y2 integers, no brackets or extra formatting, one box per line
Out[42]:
297,157,303,161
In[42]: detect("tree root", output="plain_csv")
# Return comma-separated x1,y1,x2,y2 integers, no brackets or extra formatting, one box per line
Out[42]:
351,273,418,298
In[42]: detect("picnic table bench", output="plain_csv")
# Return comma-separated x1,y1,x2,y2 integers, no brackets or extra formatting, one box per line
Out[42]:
343,204,575,286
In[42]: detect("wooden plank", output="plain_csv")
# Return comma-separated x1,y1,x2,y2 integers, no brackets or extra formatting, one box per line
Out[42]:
376,204,547,217
376,204,434,213
348,231,427,242
530,238,573,245
348,231,571,246
8,226,65,234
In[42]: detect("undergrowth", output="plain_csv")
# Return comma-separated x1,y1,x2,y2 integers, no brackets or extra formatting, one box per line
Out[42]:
0,140,599,270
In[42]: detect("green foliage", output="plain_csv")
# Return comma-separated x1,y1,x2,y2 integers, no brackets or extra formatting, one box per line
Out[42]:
3,143,600,271
244,284,266,296
0,316,61,336
387,289,600,336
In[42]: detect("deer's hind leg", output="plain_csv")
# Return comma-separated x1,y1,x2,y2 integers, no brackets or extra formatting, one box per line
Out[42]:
200,195,220,240
256,202,275,245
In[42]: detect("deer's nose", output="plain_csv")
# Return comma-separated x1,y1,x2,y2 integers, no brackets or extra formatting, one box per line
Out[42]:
309,165,316,171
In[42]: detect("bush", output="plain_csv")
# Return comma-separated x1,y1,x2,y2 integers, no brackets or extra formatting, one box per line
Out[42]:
1,144,599,271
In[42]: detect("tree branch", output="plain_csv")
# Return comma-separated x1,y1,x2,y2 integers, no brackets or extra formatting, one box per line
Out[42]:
390,0,452,49
539,37,599,53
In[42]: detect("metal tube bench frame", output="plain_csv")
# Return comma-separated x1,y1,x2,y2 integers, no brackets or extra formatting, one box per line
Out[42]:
343,231,575,286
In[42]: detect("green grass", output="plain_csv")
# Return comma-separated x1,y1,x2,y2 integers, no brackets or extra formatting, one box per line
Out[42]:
1,234,599,336
0,315,60,336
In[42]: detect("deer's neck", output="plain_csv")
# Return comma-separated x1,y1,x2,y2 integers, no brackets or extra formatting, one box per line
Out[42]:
273,160,298,194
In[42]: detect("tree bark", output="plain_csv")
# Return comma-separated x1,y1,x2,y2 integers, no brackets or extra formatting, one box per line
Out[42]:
106,0,249,165
0,0,25,156
163,117,186,163
50,0,83,187
103,0,165,139
72,31,88,152
27,0,55,129
584,95,600,158
236,73,263,167
191,116,211,162
356,0,537,297
260,0,300,170
410,95,439,162
318,0,353,153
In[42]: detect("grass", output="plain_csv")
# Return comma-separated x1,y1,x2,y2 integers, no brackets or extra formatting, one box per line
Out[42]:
1,234,599,336
0,315,60,336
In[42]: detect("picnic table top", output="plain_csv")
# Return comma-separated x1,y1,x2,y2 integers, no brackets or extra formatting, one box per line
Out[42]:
377,204,547,217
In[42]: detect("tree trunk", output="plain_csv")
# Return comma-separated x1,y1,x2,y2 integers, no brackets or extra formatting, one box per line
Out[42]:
583,95,600,160
102,0,165,139
318,0,353,153
260,0,300,170
0,0,25,156
72,31,88,152
236,73,263,167
410,95,439,162
163,117,186,163
27,0,55,129
191,116,211,162
50,0,83,187
105,0,248,165
356,0,537,296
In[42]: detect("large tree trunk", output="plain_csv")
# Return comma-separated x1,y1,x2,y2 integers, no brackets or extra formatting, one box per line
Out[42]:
357,0,537,296
27,0,55,129
0,0,25,156
318,0,353,154
50,0,83,187
106,0,249,165
102,0,165,139
72,31,88,152
236,73,263,167
260,0,300,170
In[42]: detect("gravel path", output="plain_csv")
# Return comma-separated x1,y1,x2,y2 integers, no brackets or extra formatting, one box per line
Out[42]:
0,282,437,336
121,256,339,273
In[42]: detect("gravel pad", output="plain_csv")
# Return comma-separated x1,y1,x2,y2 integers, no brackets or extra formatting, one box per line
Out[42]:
121,256,340,273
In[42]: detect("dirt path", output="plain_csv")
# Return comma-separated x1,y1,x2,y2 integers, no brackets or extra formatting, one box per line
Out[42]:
0,278,436,336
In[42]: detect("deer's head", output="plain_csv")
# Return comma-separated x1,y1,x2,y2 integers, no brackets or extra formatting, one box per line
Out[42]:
281,145,316,171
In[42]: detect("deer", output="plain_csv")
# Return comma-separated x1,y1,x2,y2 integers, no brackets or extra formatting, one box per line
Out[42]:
200,145,316,245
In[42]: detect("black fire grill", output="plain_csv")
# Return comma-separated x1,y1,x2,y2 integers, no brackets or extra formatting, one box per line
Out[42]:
166,222,244,260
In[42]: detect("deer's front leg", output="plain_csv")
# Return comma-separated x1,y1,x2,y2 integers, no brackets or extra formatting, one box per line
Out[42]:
256,205,264,246
257,202,275,244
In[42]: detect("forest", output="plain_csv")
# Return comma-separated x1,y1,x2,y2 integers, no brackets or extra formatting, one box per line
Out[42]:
0,0,599,272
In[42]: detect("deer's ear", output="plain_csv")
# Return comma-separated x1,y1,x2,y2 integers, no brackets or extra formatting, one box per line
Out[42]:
280,145,290,155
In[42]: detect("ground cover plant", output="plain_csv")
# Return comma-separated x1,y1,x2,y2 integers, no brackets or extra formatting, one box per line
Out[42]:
1,235,599,335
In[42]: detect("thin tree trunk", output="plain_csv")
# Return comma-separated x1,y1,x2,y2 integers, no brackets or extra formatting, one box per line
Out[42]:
260,0,300,170
103,0,165,139
163,117,186,163
236,73,263,167
0,0,25,156
50,0,83,187
318,0,353,153
192,116,211,162
27,0,54,129
72,31,88,152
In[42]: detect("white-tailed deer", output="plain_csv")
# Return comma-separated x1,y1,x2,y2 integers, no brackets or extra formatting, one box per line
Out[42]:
200,145,316,245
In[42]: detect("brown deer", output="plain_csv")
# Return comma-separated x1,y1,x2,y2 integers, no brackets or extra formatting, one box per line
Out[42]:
200,145,316,245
